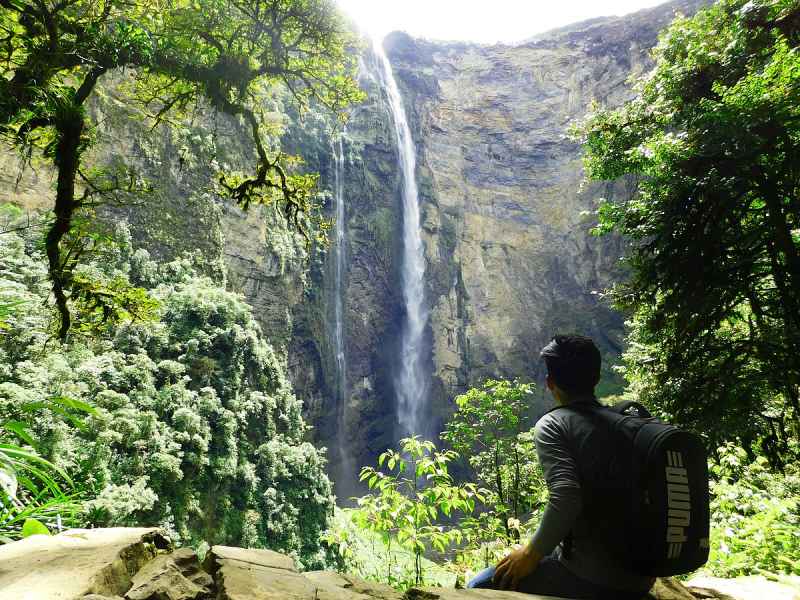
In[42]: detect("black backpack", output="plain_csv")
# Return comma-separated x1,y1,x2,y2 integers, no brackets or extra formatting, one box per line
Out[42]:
552,400,710,577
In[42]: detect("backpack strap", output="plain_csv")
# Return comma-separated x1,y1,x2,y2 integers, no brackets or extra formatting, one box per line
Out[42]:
545,400,653,430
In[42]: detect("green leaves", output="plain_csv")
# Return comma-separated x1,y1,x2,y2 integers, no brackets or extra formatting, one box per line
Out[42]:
353,437,481,587
2,422,35,447
0,0,363,339
69,272,160,339
21,518,50,538
441,380,545,545
707,443,800,577
0,227,335,565
10,395,97,433
580,0,800,463
0,438,78,543
0,298,25,332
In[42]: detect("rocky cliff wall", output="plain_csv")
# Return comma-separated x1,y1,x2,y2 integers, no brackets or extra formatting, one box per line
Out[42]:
381,0,709,411
320,0,711,492
0,0,710,498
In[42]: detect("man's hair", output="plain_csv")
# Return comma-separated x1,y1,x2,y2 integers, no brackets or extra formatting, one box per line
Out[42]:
540,334,601,396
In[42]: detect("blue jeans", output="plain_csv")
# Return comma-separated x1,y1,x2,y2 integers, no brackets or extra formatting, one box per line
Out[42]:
466,554,649,600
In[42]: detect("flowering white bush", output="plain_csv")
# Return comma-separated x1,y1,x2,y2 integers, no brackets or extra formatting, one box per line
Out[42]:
0,225,334,568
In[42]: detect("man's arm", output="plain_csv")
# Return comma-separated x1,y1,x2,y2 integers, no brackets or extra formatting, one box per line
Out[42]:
494,413,583,590
529,413,583,555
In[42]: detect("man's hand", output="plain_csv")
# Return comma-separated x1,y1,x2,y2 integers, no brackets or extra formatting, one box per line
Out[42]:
492,544,543,591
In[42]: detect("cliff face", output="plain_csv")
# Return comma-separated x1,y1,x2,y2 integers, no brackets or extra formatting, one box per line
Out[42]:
318,0,709,490
0,0,709,497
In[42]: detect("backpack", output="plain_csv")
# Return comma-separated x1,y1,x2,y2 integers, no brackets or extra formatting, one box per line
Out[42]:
552,400,710,577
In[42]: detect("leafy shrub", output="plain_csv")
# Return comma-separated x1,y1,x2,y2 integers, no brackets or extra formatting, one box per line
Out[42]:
322,507,457,589
440,380,546,580
442,380,546,544
352,437,482,587
0,436,81,542
706,443,800,577
0,224,334,567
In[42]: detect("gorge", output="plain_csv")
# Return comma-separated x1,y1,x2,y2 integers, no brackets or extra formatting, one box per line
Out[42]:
0,0,709,498
3,1,800,593
301,0,708,494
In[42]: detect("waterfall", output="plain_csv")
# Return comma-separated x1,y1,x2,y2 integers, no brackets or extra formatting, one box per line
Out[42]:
331,132,353,484
333,134,347,411
372,40,429,438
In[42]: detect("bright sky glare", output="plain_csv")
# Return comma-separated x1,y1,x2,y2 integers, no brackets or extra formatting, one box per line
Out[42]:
335,0,669,45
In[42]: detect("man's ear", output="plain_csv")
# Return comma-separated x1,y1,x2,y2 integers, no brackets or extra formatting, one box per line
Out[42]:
545,374,554,391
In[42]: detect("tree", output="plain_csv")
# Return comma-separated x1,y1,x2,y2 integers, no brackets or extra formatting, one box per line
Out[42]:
579,0,800,464
353,437,481,587
0,0,363,339
441,380,545,545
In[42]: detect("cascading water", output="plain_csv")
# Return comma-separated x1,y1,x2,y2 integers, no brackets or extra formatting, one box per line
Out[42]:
331,132,353,483
333,134,347,413
372,40,429,438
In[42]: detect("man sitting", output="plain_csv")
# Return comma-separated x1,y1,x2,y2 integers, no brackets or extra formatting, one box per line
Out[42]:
467,334,655,600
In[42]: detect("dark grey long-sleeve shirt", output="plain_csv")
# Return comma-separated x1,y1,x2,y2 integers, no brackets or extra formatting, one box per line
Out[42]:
528,401,655,593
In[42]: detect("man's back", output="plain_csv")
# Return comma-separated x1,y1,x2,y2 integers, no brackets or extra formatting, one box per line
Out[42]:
534,401,656,592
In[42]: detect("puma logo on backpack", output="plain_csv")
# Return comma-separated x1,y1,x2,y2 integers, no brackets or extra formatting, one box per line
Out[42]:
666,453,691,559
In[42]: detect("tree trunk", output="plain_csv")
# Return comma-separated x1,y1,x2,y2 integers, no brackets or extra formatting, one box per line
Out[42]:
44,67,104,340
493,444,510,541
46,111,84,340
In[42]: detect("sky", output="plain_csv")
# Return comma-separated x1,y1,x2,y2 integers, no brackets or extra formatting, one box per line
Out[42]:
335,0,669,45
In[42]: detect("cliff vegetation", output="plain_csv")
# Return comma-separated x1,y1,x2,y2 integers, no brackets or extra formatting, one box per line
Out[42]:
0,215,334,569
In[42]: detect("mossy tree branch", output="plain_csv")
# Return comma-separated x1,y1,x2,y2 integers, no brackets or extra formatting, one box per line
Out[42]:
0,0,364,340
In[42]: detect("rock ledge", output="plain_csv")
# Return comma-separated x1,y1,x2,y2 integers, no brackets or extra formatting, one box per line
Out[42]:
0,528,794,600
